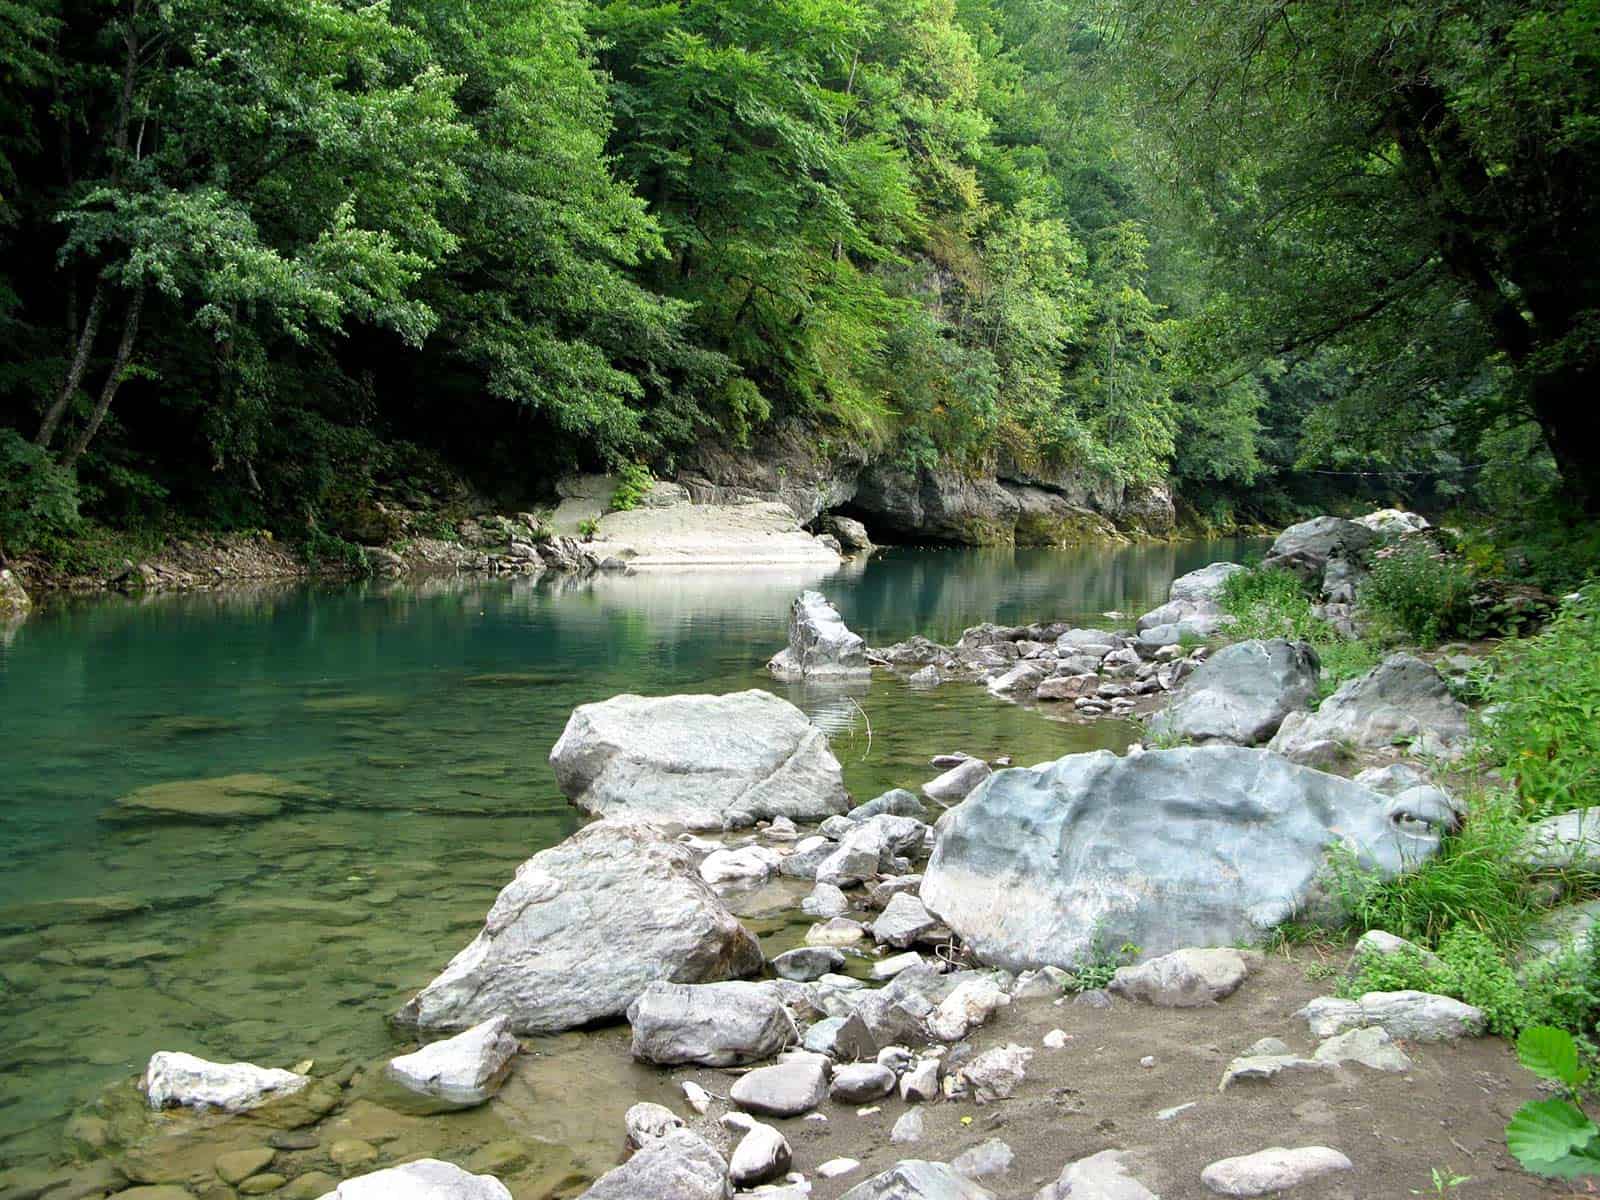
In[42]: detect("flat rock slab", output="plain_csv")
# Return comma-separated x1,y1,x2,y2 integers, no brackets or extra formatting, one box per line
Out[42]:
311,1158,513,1199
594,500,841,567
1036,1149,1156,1200
142,1051,308,1113
397,822,762,1034
1201,1146,1353,1196
1298,990,1485,1041
729,1060,829,1117
1110,948,1259,1008
1313,1025,1412,1072
921,747,1446,970
104,774,322,824
549,689,848,830
387,1016,519,1106
838,1160,996,1199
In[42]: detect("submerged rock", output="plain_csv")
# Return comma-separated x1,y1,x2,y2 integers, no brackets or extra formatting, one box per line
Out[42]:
549,690,848,830
397,823,762,1033
629,981,796,1066
1269,654,1472,765
1148,639,1319,747
920,747,1446,970
769,591,872,682
141,1051,309,1113
318,1159,513,1199
386,1016,519,1107
923,759,991,804
103,773,322,824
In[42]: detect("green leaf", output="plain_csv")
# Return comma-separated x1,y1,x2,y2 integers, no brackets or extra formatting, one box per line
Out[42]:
1517,1025,1588,1087
1506,1099,1600,1171
1516,1146,1600,1181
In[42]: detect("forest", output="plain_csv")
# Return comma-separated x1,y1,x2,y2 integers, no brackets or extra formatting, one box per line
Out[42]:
1,0,1597,570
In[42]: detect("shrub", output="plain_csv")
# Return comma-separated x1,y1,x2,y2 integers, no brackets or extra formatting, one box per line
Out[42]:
1475,586,1600,818
0,428,80,557
1216,565,1383,694
1506,1026,1600,1180
1360,543,1475,645
609,463,654,512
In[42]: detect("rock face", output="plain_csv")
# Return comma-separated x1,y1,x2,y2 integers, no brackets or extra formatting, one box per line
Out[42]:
549,690,849,830
1148,639,1320,746
1268,654,1472,765
769,591,872,682
1298,991,1486,1041
397,823,762,1033
629,981,796,1066
577,1129,732,1200
852,465,1022,545
318,1159,514,1199
141,1051,308,1113
677,420,866,526
920,747,1446,970
386,1016,519,1106
1109,948,1258,1007
837,1161,996,1200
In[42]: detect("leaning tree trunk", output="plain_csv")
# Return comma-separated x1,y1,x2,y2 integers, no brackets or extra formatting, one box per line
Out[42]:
35,282,106,450
62,290,144,469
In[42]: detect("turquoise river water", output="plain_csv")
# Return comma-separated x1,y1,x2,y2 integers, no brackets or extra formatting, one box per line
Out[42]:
0,539,1260,1174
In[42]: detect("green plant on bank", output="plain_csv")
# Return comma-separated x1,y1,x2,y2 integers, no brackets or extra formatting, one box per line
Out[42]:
577,518,598,539
1473,585,1600,819
1058,939,1141,993
302,528,371,576
0,428,81,560
1216,565,1384,696
1506,1026,1600,1180
1410,1166,1472,1197
609,465,655,513
1360,544,1475,646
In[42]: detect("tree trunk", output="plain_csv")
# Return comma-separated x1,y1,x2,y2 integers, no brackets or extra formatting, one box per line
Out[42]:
63,290,144,468
35,282,106,449
1529,362,1600,514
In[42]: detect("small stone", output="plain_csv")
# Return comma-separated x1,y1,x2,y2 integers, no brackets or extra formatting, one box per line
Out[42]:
1313,1025,1412,1072
952,1138,1014,1181
872,951,924,980
730,1121,792,1188
1157,1102,1197,1120
280,1172,338,1200
1037,1150,1158,1200
238,1175,288,1196
1042,1029,1068,1049
1297,991,1485,1041
1109,947,1258,1007
876,1045,914,1074
801,882,850,919
959,1043,1032,1103
830,1063,896,1103
1139,1056,1155,1069
891,1109,925,1144
682,1080,712,1114
773,946,846,982
900,1057,940,1102
386,1014,519,1106
1073,988,1112,1009
268,1131,319,1151
817,1158,860,1179
1201,1146,1354,1196
1245,1037,1290,1058
923,759,992,803
873,893,940,949
216,1147,276,1184
329,1138,380,1169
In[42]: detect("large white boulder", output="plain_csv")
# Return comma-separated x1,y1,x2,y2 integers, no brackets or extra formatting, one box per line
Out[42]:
628,981,796,1066
550,690,848,830
769,591,871,681
396,823,762,1033
386,1016,519,1106
577,1128,733,1199
316,1160,512,1199
141,1051,308,1113
920,747,1447,970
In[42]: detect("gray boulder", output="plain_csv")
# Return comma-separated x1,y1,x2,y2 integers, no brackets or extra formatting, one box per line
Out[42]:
398,824,762,1033
629,981,796,1066
769,591,872,682
1262,517,1377,584
920,747,1446,971
1355,509,1430,538
1268,654,1472,766
141,1051,308,1113
1169,562,1248,604
549,690,848,831
729,1122,791,1188
853,788,926,820
1516,807,1600,872
823,515,874,553
1148,639,1320,747
1298,990,1485,1041
830,1063,897,1102
772,947,845,982
1200,1147,1352,1197
625,1102,685,1148
320,1160,513,1199
1109,947,1258,1007
386,1016,519,1106
0,568,30,617
924,759,991,804
578,1129,732,1200
874,893,940,949
839,1161,996,1200
1034,1150,1156,1200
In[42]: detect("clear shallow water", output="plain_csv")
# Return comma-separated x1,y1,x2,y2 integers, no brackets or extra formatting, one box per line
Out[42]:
0,539,1259,1170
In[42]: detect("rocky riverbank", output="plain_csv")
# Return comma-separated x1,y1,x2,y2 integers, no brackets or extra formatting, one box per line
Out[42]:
9,507,1580,1200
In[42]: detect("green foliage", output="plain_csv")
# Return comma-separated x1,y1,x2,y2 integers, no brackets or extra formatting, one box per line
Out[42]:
1360,545,1475,646
1410,1167,1472,1197
1476,586,1600,818
1057,937,1139,993
1507,1027,1600,1180
1216,564,1383,694
609,464,654,512
0,428,79,557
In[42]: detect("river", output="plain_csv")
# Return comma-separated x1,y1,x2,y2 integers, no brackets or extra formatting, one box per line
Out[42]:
0,539,1260,1177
